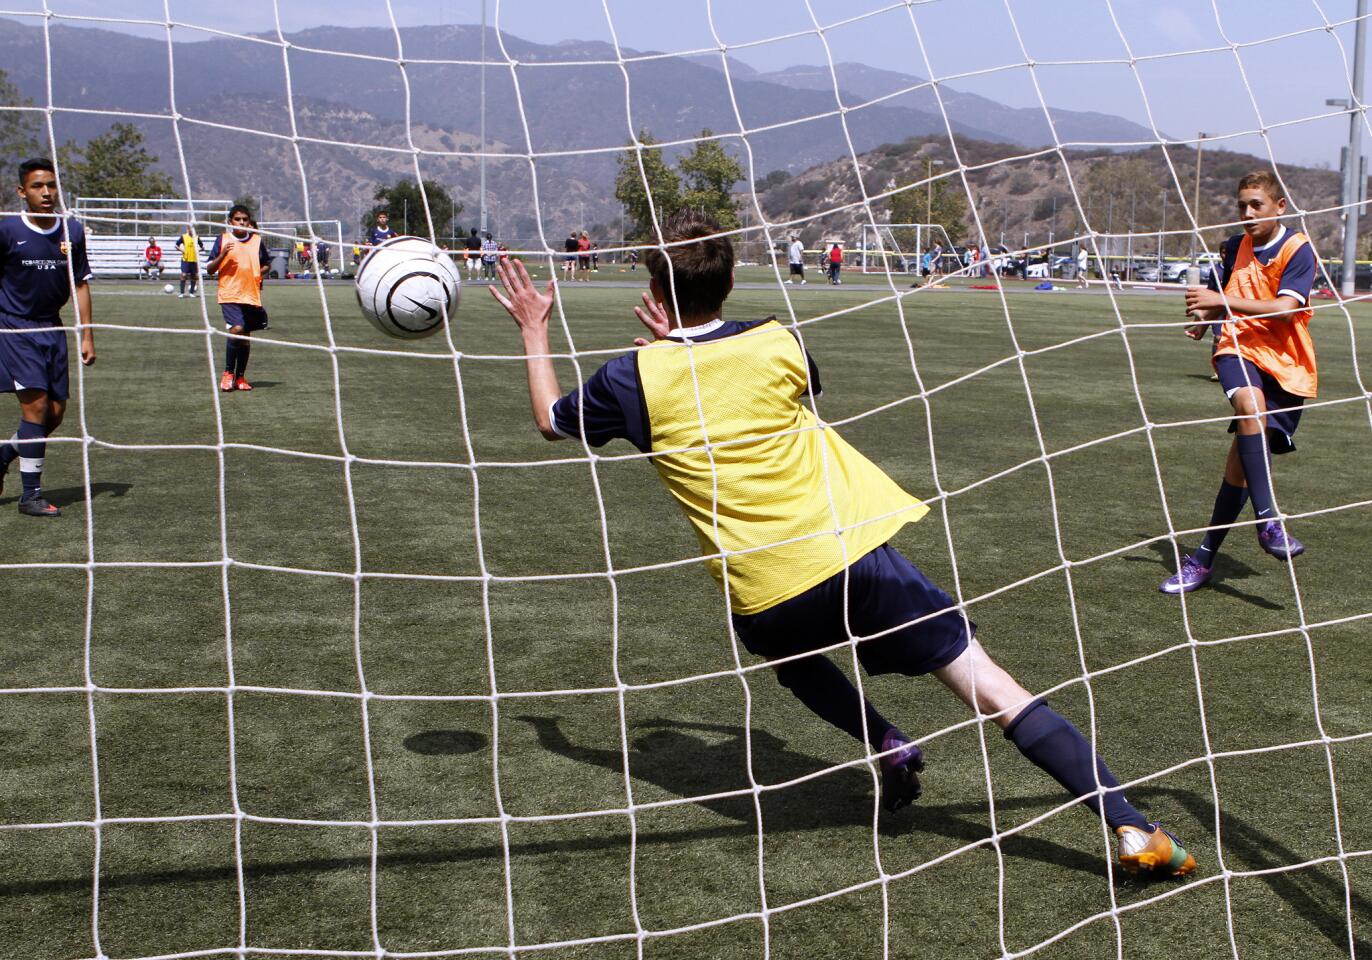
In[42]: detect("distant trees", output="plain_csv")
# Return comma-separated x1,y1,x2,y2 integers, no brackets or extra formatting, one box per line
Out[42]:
0,67,42,171
615,128,743,238
888,175,968,245
366,179,462,239
58,122,173,199
615,130,681,239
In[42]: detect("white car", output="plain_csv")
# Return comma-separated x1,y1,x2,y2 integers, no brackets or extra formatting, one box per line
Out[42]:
1161,262,1194,283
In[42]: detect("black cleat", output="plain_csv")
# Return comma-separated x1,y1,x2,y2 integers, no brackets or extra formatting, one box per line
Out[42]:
18,496,59,517
880,730,925,811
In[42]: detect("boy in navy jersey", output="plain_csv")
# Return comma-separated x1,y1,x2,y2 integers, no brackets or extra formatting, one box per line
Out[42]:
0,159,96,517
490,209,1198,878
367,210,398,249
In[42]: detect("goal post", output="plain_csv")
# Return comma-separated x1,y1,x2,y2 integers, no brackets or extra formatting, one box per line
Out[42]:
860,223,952,273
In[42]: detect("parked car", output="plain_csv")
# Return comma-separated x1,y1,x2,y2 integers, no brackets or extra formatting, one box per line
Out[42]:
1161,261,1193,283
1024,255,1072,279
1136,263,1163,283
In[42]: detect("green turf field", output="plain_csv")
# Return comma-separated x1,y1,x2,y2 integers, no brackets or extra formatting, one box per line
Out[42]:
2,277,1369,960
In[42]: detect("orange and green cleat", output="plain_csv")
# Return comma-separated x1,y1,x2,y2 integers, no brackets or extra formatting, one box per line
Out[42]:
219,370,236,392
1116,823,1196,877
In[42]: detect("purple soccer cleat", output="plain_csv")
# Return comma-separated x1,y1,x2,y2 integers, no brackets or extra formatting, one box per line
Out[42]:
1256,521,1304,561
879,729,924,811
1159,554,1213,595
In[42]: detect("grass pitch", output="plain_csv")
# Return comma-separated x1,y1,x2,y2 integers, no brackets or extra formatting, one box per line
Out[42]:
1,275,1370,960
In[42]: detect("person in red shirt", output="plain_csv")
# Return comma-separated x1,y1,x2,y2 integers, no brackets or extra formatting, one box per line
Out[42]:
827,242,843,285
140,236,164,280
576,231,592,282
1161,171,1318,594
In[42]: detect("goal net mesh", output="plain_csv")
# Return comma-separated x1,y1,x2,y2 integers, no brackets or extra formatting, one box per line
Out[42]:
2,1,1370,958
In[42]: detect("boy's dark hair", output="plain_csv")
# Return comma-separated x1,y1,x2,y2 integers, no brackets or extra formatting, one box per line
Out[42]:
228,203,253,221
644,209,734,319
18,158,55,185
1237,171,1285,202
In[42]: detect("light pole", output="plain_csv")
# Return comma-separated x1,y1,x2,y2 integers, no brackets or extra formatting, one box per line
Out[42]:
926,157,945,223
1190,131,1208,261
1333,0,1367,296
479,0,488,233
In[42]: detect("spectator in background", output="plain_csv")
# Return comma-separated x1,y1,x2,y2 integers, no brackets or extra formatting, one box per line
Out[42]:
140,236,164,280
577,231,592,281
317,241,331,275
465,227,482,280
564,232,578,279
787,235,807,284
481,231,499,281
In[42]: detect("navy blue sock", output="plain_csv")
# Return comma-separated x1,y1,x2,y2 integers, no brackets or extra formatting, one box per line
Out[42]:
1004,699,1149,831
774,654,894,750
1194,480,1249,567
234,339,251,378
1237,433,1276,522
225,338,239,375
15,418,46,501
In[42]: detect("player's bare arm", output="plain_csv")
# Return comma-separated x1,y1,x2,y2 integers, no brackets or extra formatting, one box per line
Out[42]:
490,257,561,440
75,280,95,365
1185,284,1301,321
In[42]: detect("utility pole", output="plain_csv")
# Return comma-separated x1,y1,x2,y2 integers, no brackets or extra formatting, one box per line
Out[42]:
926,157,944,223
479,0,488,233
1343,0,1367,296
1191,132,1208,261
1159,189,1167,264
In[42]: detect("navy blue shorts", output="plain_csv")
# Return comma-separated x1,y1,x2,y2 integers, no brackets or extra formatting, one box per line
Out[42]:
731,544,972,677
221,303,269,332
0,312,68,400
1214,354,1304,455
180,261,197,275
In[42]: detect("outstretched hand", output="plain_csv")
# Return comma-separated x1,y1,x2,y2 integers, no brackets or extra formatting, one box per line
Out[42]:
489,258,555,337
632,291,672,347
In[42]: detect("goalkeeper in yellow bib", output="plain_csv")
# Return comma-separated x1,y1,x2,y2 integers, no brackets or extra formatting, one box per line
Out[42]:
492,209,1196,878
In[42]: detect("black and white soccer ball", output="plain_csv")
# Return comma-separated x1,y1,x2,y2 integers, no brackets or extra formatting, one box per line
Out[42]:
354,236,461,339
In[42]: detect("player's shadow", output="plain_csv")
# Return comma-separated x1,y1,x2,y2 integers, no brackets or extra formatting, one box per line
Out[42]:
231,380,281,390
1128,536,1283,611
0,480,131,509
513,714,1103,877
1138,785,1372,956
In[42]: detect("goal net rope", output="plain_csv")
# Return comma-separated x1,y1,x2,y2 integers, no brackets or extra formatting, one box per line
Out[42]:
1,1,1370,958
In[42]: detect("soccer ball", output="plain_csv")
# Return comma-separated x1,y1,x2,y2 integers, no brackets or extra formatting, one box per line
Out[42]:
162,283,174,294
354,236,461,339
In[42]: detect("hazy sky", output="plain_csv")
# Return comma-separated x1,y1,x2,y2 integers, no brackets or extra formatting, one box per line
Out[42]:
6,0,1370,167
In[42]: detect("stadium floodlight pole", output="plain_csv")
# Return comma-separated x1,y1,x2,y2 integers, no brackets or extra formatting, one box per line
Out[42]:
1340,0,1367,297
925,157,944,223
1159,188,1167,263
1190,132,1208,262
479,0,487,233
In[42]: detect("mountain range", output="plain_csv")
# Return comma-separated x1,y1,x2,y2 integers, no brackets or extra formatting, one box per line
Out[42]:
0,17,1172,235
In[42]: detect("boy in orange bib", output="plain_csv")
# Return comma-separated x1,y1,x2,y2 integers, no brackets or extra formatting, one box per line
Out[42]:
1162,172,1317,594
204,205,271,392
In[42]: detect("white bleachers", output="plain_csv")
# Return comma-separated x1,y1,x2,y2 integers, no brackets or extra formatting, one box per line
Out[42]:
86,234,173,279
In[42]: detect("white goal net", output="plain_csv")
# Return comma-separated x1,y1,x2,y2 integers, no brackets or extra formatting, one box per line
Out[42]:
1,2,1370,959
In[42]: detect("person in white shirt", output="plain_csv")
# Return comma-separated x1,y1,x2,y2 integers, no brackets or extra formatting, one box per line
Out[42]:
786,236,807,284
